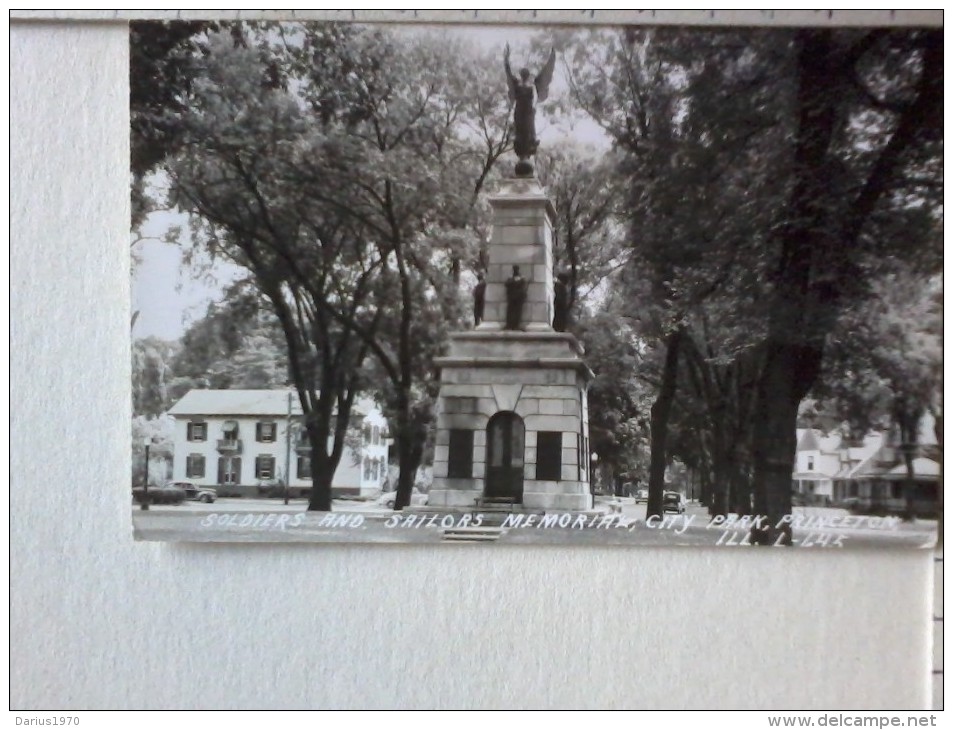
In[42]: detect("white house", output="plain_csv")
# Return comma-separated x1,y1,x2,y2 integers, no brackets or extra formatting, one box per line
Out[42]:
167,389,390,498
793,422,939,515
792,428,850,500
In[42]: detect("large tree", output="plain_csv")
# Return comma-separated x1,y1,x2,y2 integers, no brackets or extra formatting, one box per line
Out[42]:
565,27,941,540
748,29,942,544
145,24,514,510
163,26,383,510
286,26,513,509
566,27,786,520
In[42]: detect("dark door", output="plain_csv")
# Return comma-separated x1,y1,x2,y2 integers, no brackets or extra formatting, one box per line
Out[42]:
485,412,525,503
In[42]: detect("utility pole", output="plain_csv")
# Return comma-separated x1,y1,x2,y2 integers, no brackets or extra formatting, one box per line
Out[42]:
141,439,151,510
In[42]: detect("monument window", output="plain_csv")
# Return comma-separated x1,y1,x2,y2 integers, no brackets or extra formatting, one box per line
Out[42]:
448,429,474,479
536,431,563,481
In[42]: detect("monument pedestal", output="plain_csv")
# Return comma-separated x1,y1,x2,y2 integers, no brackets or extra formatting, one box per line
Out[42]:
428,178,593,511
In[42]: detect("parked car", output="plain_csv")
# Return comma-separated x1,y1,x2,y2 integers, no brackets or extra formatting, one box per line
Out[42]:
174,480,217,503
376,488,428,509
257,479,284,498
634,488,649,504
662,491,685,514
132,482,185,505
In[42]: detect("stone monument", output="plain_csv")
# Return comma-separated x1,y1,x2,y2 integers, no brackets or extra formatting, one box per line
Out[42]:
428,48,592,511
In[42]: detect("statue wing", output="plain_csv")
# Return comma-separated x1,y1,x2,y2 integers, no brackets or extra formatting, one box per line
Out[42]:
534,48,557,102
503,44,518,102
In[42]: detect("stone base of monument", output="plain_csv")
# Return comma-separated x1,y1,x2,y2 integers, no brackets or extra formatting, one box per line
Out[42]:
429,329,593,512
428,174,594,513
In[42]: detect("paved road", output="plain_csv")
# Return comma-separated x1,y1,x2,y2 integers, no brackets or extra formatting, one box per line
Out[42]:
132,498,937,548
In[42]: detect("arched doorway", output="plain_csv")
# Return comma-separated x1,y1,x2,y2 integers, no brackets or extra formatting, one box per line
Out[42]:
485,411,525,503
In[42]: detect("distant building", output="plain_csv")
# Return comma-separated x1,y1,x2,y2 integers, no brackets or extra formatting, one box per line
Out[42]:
167,389,389,498
793,420,940,516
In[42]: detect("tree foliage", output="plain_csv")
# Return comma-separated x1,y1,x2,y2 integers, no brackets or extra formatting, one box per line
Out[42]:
140,23,515,509
564,26,942,537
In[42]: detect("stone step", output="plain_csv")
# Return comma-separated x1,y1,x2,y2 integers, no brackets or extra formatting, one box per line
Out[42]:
442,526,507,542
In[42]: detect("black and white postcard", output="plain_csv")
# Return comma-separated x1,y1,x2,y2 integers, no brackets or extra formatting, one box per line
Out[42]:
130,17,941,548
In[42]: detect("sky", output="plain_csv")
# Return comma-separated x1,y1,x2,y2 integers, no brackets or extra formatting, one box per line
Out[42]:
131,22,610,342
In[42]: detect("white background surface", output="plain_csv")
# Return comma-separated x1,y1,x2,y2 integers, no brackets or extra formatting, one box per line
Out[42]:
9,20,934,710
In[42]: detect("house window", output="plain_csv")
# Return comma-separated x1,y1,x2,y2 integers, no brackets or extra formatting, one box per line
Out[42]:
256,421,277,443
849,482,859,498
448,429,474,479
891,482,903,500
372,425,380,445
187,421,207,442
186,454,205,479
363,457,373,481
807,456,814,471
296,455,312,479
363,423,372,444
536,431,563,481
255,455,276,479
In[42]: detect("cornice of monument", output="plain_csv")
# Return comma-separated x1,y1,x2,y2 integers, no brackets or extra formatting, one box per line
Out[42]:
487,176,557,222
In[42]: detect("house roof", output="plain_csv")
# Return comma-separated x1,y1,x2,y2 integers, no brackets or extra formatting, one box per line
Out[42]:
168,389,378,419
796,429,820,452
849,448,888,479
881,457,941,480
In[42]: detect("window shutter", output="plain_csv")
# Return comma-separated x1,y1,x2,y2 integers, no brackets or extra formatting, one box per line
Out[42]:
217,457,225,483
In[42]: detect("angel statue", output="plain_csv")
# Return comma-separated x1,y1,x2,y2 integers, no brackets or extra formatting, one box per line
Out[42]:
504,44,556,177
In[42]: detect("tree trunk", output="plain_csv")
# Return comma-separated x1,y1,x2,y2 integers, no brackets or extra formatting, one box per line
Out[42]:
306,432,334,511
646,328,683,519
393,438,417,510
709,448,729,518
896,405,922,522
749,33,837,545
749,344,815,545
730,459,752,516
901,447,916,522
392,394,428,511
